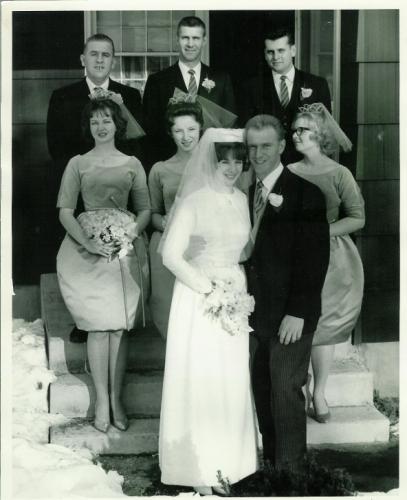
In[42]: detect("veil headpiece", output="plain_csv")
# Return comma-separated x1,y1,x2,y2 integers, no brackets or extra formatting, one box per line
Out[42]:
158,127,244,254
298,102,352,152
89,88,146,140
170,88,237,129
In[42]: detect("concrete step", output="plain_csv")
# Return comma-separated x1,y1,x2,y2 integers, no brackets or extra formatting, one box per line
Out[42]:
50,405,389,456
41,273,166,375
50,418,159,455
307,404,389,444
50,359,374,421
306,358,374,408
50,371,163,417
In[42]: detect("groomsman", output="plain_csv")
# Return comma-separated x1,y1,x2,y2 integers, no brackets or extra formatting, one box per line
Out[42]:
142,15,236,165
46,33,143,343
47,33,143,173
239,28,331,165
244,114,329,471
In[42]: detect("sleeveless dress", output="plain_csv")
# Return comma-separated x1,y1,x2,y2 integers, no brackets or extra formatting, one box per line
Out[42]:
159,187,258,486
288,161,364,345
56,154,150,332
148,160,184,338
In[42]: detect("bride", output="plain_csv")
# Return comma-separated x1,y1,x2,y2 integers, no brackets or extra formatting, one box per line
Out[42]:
159,128,258,495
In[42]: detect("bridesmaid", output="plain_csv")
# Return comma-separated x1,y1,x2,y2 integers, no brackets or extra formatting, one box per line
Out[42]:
288,103,365,423
148,98,204,338
57,97,151,432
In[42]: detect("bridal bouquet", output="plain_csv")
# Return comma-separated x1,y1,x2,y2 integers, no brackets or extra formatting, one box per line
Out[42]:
78,209,138,261
204,278,255,336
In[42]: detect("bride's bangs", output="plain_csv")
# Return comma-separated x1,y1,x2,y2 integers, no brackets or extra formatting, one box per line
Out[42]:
214,142,247,162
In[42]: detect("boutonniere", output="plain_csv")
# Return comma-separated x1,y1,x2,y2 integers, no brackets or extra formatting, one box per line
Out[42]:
268,193,284,211
300,87,313,100
202,77,216,92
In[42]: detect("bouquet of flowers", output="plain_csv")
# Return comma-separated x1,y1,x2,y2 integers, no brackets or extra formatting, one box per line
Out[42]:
78,209,138,261
204,278,255,336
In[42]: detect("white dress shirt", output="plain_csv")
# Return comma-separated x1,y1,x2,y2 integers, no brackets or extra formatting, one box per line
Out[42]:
272,66,295,102
178,61,202,91
86,77,109,93
260,163,284,197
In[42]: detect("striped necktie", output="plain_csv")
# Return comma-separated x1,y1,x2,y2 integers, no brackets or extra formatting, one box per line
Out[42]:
253,179,266,222
280,75,289,108
188,69,198,96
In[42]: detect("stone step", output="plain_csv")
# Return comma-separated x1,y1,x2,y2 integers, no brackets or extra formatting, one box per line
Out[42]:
307,404,389,444
41,273,166,375
50,405,389,456
50,371,163,417
306,358,374,408
51,358,373,420
50,418,159,455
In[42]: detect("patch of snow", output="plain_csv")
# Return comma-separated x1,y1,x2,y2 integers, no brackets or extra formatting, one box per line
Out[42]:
11,319,126,498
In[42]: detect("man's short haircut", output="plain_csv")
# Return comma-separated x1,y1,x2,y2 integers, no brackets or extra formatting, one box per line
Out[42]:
177,16,206,36
83,33,115,55
264,27,294,46
244,114,286,142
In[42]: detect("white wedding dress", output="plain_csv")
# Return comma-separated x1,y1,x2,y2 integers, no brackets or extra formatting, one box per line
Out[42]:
159,186,258,487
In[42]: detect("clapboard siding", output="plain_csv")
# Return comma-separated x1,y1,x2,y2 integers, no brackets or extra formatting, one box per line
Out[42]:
356,125,399,180
357,63,399,125
354,10,399,343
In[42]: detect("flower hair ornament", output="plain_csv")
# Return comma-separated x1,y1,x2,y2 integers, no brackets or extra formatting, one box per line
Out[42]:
168,91,198,105
88,88,146,140
298,102,352,152
169,87,237,129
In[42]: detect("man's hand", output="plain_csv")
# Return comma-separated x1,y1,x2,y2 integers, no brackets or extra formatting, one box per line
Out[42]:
278,315,304,345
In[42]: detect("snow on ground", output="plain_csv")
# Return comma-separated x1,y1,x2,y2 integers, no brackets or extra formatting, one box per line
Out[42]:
12,318,126,498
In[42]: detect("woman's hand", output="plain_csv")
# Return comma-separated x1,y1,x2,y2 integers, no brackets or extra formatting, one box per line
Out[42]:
83,238,119,258
125,221,139,241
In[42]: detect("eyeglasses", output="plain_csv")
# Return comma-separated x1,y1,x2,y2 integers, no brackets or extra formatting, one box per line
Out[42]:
292,127,311,136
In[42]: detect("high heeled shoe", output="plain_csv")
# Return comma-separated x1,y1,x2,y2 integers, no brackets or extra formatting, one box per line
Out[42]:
311,397,331,424
93,419,110,433
212,485,228,496
112,417,129,432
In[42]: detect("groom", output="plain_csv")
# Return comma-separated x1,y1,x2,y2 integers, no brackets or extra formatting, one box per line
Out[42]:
244,114,329,471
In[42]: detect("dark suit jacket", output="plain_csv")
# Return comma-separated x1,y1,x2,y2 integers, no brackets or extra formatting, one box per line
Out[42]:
239,68,331,165
46,77,143,173
246,168,330,340
142,62,236,165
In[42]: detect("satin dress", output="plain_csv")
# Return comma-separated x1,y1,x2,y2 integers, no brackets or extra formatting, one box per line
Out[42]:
56,154,150,332
289,161,364,345
159,187,258,487
148,159,184,338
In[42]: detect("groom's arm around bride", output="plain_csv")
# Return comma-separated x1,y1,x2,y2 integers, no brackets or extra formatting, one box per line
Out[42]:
244,114,330,472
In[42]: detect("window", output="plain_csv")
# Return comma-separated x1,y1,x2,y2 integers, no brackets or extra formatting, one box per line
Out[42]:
87,10,194,94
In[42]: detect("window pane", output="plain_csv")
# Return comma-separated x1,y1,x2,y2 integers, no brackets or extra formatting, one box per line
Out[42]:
147,11,171,26
121,10,145,27
110,57,122,80
97,11,121,26
98,26,122,52
148,27,171,52
123,27,146,52
320,11,334,52
172,10,195,25
123,56,145,80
